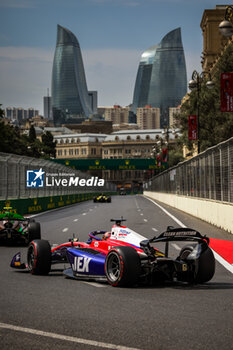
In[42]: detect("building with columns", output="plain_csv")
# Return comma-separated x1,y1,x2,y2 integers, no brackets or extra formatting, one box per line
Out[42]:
200,5,228,72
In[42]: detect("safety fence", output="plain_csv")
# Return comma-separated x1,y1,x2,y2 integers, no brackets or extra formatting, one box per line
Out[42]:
0,152,116,200
144,137,233,204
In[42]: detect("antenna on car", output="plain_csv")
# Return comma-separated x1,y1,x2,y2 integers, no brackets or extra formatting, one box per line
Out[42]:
110,217,126,226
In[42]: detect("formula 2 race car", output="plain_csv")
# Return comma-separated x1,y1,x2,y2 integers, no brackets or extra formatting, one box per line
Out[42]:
0,207,41,244
93,194,111,203
10,218,215,286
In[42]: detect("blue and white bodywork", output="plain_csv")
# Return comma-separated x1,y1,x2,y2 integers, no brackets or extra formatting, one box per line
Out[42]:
65,248,107,281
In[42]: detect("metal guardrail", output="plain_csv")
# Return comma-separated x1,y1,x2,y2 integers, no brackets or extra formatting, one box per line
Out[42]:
144,137,233,203
0,152,116,200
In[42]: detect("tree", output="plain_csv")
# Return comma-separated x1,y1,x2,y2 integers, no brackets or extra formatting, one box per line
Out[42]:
0,108,43,157
27,124,43,157
0,121,29,155
0,104,4,118
176,42,233,154
29,125,36,142
41,131,56,158
168,144,184,168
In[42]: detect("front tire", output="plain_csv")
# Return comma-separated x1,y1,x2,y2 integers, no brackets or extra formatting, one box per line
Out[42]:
105,246,141,287
27,240,51,275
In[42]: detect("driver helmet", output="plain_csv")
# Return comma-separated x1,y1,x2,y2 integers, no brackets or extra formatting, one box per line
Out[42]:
103,232,111,240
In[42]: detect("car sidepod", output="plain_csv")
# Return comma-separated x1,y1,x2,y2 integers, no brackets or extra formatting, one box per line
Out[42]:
65,247,106,282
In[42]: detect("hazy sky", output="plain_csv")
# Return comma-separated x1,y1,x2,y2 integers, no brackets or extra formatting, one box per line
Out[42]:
0,0,230,114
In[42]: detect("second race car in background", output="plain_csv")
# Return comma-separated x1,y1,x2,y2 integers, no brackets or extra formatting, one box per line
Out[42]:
0,207,41,244
11,218,215,286
93,194,111,203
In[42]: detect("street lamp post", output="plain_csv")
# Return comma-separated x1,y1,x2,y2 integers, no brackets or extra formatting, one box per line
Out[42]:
151,134,168,173
188,70,214,154
219,6,233,37
150,140,161,174
161,127,169,166
151,141,161,160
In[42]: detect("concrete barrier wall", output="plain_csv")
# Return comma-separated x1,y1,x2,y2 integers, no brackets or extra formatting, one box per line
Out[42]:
144,191,233,234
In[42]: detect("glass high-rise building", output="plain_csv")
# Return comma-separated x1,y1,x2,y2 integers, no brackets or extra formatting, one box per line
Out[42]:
43,95,52,120
132,28,187,127
132,45,157,114
52,25,93,126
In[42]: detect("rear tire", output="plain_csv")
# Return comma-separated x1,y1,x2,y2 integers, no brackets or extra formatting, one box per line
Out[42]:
28,222,41,242
179,244,215,283
195,246,215,283
105,246,141,287
27,240,51,275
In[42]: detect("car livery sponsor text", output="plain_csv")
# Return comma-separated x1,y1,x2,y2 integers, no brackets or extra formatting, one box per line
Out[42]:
72,257,91,273
119,229,130,235
163,231,198,237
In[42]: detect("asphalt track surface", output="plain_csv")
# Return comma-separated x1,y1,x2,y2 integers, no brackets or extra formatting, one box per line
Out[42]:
0,195,233,350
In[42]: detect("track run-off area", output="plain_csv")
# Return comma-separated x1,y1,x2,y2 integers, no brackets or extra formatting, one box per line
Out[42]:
0,195,233,350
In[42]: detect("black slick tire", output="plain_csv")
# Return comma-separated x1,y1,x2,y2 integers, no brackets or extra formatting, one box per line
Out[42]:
28,222,41,242
195,246,215,283
27,239,51,275
105,246,141,287
179,244,215,283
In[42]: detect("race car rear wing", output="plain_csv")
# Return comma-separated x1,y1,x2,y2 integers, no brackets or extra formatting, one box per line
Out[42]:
0,216,32,222
110,217,126,226
140,227,209,258
152,227,209,243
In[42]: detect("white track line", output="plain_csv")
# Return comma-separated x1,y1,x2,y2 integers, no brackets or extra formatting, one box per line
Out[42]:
143,219,148,222
135,198,140,209
0,322,140,350
152,227,158,232
143,195,233,274
73,219,79,222
82,282,106,288
212,251,233,274
62,228,68,232
144,196,186,228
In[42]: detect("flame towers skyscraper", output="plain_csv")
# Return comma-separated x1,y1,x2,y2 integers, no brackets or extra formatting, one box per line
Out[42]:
52,25,93,126
131,45,157,114
132,28,187,127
